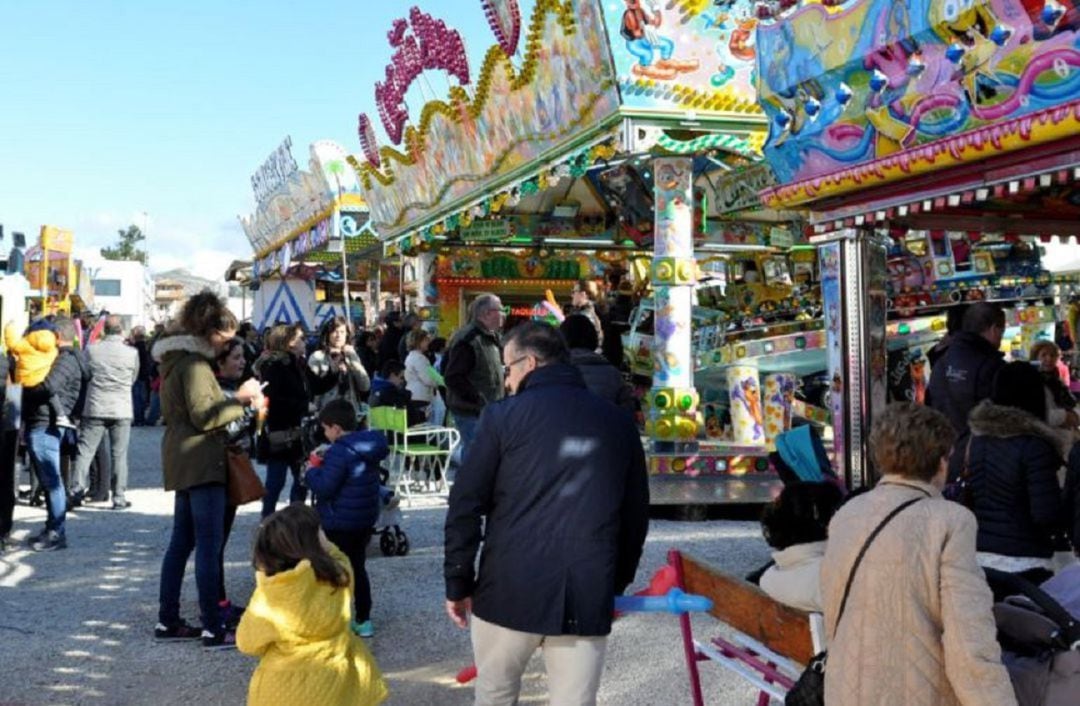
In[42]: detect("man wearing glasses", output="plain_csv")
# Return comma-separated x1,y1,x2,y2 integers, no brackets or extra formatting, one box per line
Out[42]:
444,293,506,461
444,321,649,705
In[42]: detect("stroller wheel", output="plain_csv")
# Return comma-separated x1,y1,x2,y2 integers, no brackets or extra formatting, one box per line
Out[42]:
395,529,410,556
379,530,396,557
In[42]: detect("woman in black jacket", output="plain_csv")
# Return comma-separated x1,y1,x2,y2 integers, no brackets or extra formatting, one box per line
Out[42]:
254,323,333,518
355,330,380,385
966,361,1066,592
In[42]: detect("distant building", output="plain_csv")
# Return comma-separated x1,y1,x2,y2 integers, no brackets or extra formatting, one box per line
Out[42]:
153,268,229,323
89,260,155,330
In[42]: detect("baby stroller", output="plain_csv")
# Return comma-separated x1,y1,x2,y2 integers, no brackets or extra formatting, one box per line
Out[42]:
300,414,324,458
375,464,408,557
987,566,1080,706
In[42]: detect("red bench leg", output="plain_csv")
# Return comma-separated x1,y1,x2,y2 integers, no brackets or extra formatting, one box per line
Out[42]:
669,549,706,706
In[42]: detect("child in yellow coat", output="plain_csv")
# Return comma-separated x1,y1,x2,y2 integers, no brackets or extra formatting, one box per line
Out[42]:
4,321,58,387
236,505,388,706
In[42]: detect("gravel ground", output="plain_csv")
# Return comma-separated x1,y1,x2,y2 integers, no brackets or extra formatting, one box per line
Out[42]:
0,427,773,705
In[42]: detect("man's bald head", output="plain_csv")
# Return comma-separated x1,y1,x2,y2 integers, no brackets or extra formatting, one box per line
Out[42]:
104,315,124,336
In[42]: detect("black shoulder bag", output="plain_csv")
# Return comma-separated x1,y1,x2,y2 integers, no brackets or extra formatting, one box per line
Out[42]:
785,494,927,706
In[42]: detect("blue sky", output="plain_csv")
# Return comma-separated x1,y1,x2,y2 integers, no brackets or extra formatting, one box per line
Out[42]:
0,0,496,278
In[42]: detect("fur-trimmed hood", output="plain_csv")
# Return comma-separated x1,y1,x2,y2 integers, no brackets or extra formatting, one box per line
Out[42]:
968,400,1066,457
151,334,216,363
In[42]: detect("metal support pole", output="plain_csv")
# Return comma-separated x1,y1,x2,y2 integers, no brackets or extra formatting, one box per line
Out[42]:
816,228,889,490
369,261,380,327
648,157,699,452
419,252,438,333
341,246,351,326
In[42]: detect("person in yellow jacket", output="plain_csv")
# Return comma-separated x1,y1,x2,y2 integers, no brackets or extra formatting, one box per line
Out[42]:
237,504,388,706
5,320,58,387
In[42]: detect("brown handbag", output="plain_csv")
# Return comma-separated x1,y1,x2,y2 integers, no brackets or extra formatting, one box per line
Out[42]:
226,445,265,506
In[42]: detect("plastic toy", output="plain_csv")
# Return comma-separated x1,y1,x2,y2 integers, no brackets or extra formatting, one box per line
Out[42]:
455,567,708,685
614,588,713,614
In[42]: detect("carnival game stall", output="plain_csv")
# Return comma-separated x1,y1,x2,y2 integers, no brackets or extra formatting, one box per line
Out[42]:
241,138,380,331
351,0,831,503
24,225,94,318
755,0,1080,487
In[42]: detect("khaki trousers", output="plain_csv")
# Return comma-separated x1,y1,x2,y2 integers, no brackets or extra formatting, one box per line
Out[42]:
470,614,608,706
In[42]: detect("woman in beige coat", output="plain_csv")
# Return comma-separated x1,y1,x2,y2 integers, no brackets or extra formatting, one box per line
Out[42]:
822,402,1017,706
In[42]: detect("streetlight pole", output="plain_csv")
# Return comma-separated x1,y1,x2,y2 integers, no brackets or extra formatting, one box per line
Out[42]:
142,211,151,327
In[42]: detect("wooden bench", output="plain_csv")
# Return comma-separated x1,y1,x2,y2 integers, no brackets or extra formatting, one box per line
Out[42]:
668,549,824,705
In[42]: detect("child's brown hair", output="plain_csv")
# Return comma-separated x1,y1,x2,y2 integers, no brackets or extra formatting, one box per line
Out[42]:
252,505,349,588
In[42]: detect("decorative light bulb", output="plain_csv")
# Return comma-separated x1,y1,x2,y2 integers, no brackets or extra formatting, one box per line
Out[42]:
836,82,853,105
869,69,889,93
945,43,966,63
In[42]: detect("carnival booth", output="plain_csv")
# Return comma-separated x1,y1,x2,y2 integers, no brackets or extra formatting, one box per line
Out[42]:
353,0,833,503
755,0,1080,488
24,225,94,318
241,138,380,332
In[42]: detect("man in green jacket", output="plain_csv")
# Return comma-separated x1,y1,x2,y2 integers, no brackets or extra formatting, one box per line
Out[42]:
444,293,505,460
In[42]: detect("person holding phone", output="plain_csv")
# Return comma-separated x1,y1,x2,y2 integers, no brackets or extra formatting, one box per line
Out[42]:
309,317,370,413
153,292,264,648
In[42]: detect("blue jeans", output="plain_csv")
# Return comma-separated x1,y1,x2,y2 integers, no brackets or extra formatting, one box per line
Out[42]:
453,414,480,466
27,426,65,536
132,381,149,426
146,390,161,425
262,459,306,518
159,483,226,632
627,36,674,67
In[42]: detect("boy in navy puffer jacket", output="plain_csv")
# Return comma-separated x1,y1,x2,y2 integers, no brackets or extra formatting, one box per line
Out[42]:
304,398,389,638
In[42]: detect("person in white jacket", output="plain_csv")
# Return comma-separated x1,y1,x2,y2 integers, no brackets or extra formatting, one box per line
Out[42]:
757,480,844,613
403,329,442,423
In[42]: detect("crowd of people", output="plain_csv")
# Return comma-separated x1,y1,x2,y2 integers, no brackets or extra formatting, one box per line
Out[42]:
11,286,1080,705
749,301,1080,705
0,283,646,705
0,313,149,552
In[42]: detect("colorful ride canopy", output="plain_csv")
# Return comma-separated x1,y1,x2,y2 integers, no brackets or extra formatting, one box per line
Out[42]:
353,0,766,241
756,0,1080,205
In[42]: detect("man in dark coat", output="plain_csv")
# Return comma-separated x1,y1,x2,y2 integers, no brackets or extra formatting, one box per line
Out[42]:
927,302,1006,477
24,317,89,551
444,321,649,705
376,311,405,368
560,314,636,414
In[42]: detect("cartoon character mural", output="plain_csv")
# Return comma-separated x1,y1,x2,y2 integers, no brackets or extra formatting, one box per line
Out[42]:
910,354,928,403
653,159,694,255
620,0,700,80
764,372,797,445
601,0,760,113
757,0,1080,186
651,287,687,384
728,368,766,443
